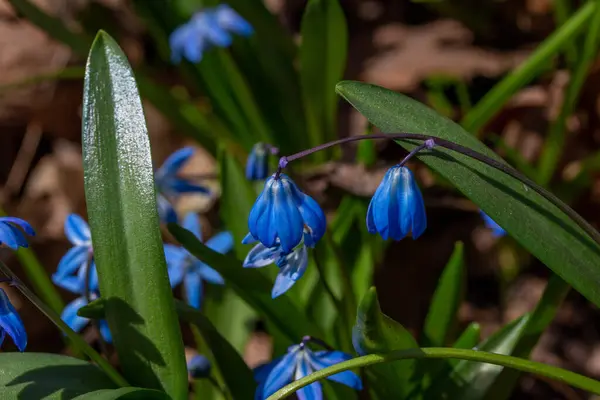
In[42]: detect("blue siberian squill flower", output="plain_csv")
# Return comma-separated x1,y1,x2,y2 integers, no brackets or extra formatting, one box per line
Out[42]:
170,4,253,64
254,340,362,400
480,210,506,237
243,234,308,298
165,213,232,308
0,288,27,351
52,214,97,293
61,280,112,343
188,354,212,379
366,165,426,241
246,143,270,181
0,217,35,250
248,174,326,253
155,147,210,223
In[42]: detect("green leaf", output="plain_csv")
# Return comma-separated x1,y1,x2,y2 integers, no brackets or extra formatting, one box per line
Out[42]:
300,0,348,145
435,315,530,399
336,80,600,309
73,388,171,399
422,242,465,347
82,31,186,397
0,353,115,399
353,287,419,399
177,301,256,399
453,322,481,350
79,298,255,399
485,274,570,400
168,223,321,341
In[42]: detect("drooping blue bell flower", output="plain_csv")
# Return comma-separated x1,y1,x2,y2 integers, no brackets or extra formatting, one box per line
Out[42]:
188,354,212,379
155,147,210,223
480,210,506,237
52,214,98,293
248,174,326,253
0,217,35,250
165,213,232,308
243,234,308,298
0,288,27,351
254,340,362,400
366,165,426,241
246,143,270,181
170,4,253,64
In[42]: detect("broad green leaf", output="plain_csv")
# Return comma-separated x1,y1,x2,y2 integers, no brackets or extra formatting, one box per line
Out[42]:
0,353,114,399
336,81,600,309
422,242,465,346
177,301,256,399
73,388,170,399
82,31,186,397
432,314,531,399
169,223,322,341
485,274,570,400
300,0,348,145
353,287,419,399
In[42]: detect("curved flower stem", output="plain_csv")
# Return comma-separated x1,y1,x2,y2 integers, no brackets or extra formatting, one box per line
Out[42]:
0,261,128,387
278,133,600,248
267,347,600,399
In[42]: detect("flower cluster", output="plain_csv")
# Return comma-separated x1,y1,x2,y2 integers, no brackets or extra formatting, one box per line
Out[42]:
170,4,253,64
254,337,362,400
0,216,35,351
155,147,210,223
165,213,233,308
53,214,111,342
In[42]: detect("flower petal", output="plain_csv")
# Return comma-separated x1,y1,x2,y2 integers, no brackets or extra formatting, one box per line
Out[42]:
0,217,35,237
370,169,394,239
61,296,90,334
188,354,212,378
157,194,178,224
0,223,20,249
198,263,225,285
184,271,203,309
310,351,362,390
156,147,195,183
207,231,234,254
243,242,281,268
0,289,27,351
271,246,308,298
56,246,89,277
263,351,298,398
65,214,91,246
168,178,210,195
214,4,254,36
183,213,203,241
274,179,304,253
98,320,112,343
295,355,322,400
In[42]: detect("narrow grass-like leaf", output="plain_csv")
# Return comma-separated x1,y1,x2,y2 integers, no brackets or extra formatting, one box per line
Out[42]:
177,301,256,399
267,346,600,400
485,275,570,400
169,223,321,341
300,0,348,146
460,1,596,134
336,81,600,309
453,323,481,350
433,315,530,399
0,353,116,399
422,242,465,347
82,31,186,396
73,388,171,399
353,287,419,399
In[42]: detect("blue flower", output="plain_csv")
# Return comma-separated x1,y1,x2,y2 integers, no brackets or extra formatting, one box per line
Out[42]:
480,210,506,237
188,354,212,379
366,165,426,241
0,217,35,250
155,147,210,223
170,5,253,64
165,213,232,308
61,291,112,343
0,288,27,351
254,341,362,400
243,235,308,298
52,214,97,293
246,143,270,181
248,174,326,253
